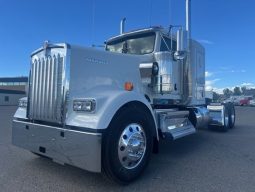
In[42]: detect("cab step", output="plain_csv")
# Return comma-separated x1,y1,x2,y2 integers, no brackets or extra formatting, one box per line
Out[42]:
156,109,196,140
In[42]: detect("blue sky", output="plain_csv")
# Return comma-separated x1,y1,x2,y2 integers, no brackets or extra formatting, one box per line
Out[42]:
0,0,254,92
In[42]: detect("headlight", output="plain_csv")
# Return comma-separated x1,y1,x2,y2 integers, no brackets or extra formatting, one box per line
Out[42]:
73,99,96,112
19,98,27,108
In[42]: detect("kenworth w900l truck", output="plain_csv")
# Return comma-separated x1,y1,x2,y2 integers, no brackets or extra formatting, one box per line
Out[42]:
13,0,235,184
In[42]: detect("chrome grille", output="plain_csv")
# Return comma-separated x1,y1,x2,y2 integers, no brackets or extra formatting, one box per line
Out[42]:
29,52,65,124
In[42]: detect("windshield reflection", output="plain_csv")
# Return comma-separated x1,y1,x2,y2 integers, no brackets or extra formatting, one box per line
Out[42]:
106,32,155,55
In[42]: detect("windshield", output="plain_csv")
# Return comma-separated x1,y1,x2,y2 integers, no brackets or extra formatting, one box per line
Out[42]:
106,32,156,55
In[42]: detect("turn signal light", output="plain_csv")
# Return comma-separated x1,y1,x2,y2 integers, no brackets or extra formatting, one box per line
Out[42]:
124,82,133,91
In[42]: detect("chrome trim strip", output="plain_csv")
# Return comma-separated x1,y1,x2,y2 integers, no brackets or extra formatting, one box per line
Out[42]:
13,120,102,136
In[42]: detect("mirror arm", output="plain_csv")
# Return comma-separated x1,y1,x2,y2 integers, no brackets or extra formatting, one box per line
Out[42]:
159,33,171,52
167,25,183,36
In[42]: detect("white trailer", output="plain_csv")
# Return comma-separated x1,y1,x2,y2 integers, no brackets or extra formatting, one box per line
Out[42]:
12,0,235,184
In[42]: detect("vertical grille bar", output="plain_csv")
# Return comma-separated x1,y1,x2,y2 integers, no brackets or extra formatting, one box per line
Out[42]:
37,59,43,118
34,59,40,119
30,60,36,119
52,55,58,120
49,55,54,120
44,57,50,119
41,58,46,119
56,54,63,121
46,58,50,118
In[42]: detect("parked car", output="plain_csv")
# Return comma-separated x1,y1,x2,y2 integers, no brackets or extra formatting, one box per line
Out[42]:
223,97,241,105
249,100,255,106
233,97,242,105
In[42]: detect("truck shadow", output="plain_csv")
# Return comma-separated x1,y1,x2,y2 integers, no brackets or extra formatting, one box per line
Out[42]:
28,156,109,188
27,131,209,189
158,132,208,156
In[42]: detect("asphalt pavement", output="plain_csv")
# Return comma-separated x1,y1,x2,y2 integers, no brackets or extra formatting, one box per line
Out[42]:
0,106,255,192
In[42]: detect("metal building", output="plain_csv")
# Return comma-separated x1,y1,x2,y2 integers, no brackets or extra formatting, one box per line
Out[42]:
0,77,28,106
0,89,26,106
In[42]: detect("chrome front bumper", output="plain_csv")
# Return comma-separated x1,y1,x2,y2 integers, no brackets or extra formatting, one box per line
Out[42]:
12,120,102,173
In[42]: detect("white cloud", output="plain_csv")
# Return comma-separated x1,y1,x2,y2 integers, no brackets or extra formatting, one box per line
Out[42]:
227,69,246,73
212,88,225,94
198,39,214,45
239,83,255,89
206,82,255,95
205,71,213,77
207,69,247,75
241,83,252,86
204,66,252,95
205,79,220,91
227,83,255,90
219,66,230,70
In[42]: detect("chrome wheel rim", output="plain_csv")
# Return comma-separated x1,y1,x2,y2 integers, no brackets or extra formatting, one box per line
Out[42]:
118,123,146,169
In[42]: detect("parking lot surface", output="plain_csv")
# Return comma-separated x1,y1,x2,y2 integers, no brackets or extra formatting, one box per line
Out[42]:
0,106,255,192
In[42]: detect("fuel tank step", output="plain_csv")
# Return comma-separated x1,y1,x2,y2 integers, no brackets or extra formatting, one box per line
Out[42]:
155,109,196,140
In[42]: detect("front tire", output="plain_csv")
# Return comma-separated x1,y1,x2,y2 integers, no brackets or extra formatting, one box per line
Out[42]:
102,104,154,184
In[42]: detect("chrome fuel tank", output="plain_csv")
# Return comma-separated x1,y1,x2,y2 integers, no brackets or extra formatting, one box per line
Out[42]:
152,52,181,96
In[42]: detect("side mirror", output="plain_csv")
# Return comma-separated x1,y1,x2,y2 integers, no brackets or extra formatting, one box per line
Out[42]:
174,29,188,60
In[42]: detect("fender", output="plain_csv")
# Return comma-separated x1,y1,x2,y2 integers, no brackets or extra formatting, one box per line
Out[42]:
65,89,159,139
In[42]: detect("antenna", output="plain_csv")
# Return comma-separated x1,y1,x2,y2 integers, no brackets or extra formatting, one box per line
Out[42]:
91,0,96,47
148,0,152,26
169,0,172,25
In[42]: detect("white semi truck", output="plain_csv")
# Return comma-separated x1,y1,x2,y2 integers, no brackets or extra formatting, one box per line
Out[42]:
13,0,235,184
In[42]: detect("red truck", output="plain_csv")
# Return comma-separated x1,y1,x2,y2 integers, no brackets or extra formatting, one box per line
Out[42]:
239,96,253,106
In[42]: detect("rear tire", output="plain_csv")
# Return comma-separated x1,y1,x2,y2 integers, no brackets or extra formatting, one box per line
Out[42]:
228,103,235,128
102,104,154,184
221,103,231,132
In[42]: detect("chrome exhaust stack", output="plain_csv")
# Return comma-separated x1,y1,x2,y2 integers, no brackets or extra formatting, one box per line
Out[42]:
182,0,192,105
186,0,191,42
120,18,126,34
